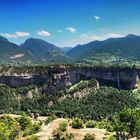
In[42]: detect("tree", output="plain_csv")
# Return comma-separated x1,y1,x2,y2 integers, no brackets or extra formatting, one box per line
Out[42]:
18,113,32,136
112,108,140,138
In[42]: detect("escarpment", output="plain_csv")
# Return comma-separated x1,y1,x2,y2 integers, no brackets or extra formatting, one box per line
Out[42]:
0,66,139,91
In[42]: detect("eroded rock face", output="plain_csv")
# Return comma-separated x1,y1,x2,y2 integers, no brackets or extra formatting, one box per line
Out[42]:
0,66,139,91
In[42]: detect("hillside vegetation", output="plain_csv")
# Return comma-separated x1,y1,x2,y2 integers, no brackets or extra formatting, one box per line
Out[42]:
0,79,139,120
0,76,139,139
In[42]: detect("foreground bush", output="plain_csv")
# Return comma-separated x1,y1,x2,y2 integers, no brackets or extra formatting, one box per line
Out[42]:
52,128,63,139
71,118,84,129
83,133,95,140
27,135,39,140
85,120,96,128
0,114,41,139
45,114,57,125
59,121,68,132
107,135,116,140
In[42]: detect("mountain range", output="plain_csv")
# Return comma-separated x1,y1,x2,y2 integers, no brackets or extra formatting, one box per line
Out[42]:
67,34,140,61
0,34,140,64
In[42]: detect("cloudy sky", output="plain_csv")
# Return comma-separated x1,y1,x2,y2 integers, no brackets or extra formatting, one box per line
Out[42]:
0,0,140,47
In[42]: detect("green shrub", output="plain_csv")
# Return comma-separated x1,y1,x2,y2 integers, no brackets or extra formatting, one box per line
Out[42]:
107,135,116,140
71,118,84,129
52,128,63,139
62,133,75,140
83,133,95,140
45,114,57,125
27,135,39,140
18,114,32,131
85,120,96,128
59,121,68,132
18,115,32,136
31,122,42,133
95,121,107,129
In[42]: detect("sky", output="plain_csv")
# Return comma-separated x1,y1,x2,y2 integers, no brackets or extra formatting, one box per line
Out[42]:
0,0,140,47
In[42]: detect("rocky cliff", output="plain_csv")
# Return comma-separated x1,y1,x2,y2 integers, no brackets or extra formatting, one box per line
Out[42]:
0,66,139,91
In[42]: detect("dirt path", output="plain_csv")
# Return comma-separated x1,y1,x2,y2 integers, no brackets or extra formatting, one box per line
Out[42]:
35,123,52,140
36,118,107,140
36,118,66,140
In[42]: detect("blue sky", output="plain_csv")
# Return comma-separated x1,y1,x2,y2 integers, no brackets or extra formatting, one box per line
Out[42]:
0,0,140,47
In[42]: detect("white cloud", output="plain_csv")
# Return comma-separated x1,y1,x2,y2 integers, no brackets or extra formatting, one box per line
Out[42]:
1,32,30,38
94,15,100,21
37,30,51,37
16,32,30,37
66,27,77,33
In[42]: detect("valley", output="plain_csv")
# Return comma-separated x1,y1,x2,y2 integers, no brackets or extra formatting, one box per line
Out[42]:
0,65,140,139
1,0,140,139
1,34,140,139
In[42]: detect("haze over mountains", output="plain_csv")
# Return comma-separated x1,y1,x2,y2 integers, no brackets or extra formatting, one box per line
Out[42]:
0,34,140,63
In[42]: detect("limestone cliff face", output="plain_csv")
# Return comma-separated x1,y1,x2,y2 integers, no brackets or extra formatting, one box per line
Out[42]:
0,66,139,91
68,67,139,89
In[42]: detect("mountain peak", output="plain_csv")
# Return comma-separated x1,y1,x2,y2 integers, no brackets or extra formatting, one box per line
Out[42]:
126,34,139,38
21,37,64,60
25,38,41,42
0,36,9,42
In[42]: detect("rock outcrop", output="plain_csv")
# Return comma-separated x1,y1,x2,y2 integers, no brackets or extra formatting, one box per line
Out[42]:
0,66,139,91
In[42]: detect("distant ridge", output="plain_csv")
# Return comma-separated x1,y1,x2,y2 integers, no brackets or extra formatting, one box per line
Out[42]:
1,34,140,63
0,36,34,61
21,38,68,62
67,34,140,61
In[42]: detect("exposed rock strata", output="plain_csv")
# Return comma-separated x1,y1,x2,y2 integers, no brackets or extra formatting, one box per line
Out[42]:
0,66,139,90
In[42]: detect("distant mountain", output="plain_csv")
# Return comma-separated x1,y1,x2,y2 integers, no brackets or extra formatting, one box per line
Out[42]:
1,34,140,64
61,47,72,52
21,38,67,62
0,36,33,61
67,34,140,61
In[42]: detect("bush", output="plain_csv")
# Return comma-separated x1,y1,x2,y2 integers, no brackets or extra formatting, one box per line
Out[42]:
59,121,68,132
31,122,42,133
71,118,84,129
83,133,95,140
107,135,116,140
27,135,39,140
52,128,63,139
45,114,57,125
18,115,32,135
62,133,75,140
85,120,96,128
95,121,107,129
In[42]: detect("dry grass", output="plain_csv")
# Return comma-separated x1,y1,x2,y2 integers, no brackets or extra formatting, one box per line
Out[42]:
36,118,108,140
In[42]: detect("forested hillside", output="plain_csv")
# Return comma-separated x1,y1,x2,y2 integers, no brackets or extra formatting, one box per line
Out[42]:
0,78,140,139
